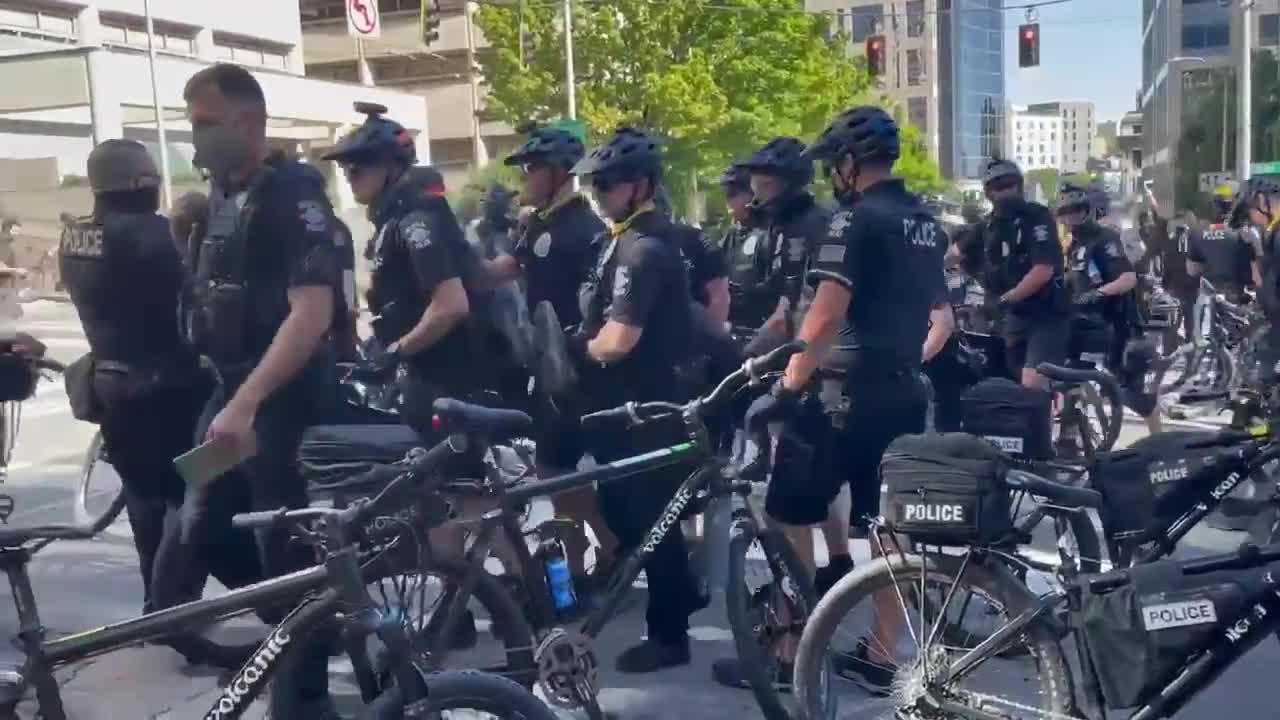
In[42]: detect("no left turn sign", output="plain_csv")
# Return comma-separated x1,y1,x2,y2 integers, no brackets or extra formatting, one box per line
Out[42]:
347,0,381,39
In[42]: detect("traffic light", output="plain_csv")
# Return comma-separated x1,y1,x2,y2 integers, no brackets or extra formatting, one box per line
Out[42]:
1019,23,1040,68
865,35,886,76
421,0,441,46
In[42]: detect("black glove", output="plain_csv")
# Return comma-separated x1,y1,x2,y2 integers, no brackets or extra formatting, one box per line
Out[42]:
745,384,801,434
364,343,401,376
1074,289,1104,307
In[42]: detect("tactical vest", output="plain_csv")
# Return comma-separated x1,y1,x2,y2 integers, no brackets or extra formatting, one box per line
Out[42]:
186,169,276,369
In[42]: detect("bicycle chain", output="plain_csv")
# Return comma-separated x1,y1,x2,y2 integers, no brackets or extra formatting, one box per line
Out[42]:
955,689,1079,720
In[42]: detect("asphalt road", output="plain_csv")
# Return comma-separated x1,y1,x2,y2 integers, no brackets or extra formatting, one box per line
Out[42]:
0,301,1277,718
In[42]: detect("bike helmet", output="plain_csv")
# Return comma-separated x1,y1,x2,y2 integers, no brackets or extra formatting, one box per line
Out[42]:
87,139,161,194
719,163,751,195
571,126,662,182
803,105,900,163
1245,175,1280,199
981,157,1022,187
1212,183,1237,215
323,102,417,168
1056,182,1091,214
504,126,585,170
739,137,814,186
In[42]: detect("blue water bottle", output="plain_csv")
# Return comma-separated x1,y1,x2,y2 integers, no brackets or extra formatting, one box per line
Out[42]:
542,539,577,612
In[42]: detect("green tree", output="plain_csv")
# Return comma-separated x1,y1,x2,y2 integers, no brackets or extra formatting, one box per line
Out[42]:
475,0,942,211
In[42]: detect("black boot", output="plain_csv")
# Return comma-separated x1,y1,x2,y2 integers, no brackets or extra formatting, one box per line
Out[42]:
615,636,691,674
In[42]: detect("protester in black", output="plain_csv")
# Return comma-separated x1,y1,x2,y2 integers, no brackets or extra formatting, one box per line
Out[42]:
59,140,261,622
1137,187,1195,342
568,127,703,673
749,106,945,695
955,158,1069,389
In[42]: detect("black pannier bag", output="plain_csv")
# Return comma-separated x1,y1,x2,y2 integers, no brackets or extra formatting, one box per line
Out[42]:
299,424,425,503
1073,557,1279,709
960,378,1053,461
0,353,37,403
1092,430,1244,542
881,433,1012,545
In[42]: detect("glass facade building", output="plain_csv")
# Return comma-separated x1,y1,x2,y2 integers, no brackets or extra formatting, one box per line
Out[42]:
938,0,1005,178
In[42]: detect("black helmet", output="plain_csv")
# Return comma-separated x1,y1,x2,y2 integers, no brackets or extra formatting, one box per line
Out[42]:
719,163,751,194
322,102,417,167
803,106,900,163
1056,182,1090,214
504,126,585,170
739,137,814,186
1245,175,1280,198
982,157,1022,186
1086,181,1110,218
571,127,662,181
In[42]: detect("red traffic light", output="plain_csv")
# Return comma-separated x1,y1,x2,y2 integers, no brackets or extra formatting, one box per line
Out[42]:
1018,23,1040,68
1024,28,1034,40
865,34,886,76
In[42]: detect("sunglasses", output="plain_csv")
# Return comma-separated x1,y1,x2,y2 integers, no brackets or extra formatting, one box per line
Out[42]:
590,175,621,193
341,163,372,181
1054,204,1088,217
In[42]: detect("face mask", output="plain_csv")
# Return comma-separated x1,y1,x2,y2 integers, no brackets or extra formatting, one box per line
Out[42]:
191,122,250,184
993,194,1024,215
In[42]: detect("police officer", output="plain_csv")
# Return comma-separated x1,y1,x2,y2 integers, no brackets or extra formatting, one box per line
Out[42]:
737,137,831,352
719,163,769,336
482,126,611,585
59,140,262,618
326,103,482,436
176,64,341,701
1189,185,1260,303
567,126,703,673
749,106,945,695
1057,184,1158,436
955,158,1069,389
655,184,731,325
1241,176,1280,373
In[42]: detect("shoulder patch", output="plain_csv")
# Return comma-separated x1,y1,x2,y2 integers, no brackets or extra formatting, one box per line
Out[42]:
613,266,632,299
533,232,552,258
1033,224,1049,244
787,237,806,262
406,221,432,250
297,200,326,233
829,211,852,238
1104,240,1123,258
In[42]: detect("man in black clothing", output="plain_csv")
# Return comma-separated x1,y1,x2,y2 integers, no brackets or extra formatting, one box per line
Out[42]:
567,126,704,673
719,163,770,335
1189,187,1260,303
749,105,945,695
655,184,731,325
955,158,1069,389
482,125,611,583
325,104,479,439
59,140,261,619
174,65,341,704
1137,188,1195,343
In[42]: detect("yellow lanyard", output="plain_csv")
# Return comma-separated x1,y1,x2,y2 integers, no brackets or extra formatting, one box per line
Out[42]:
609,201,656,239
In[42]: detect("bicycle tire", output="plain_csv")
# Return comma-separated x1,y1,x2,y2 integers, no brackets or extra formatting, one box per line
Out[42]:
268,555,538,717
354,670,561,719
73,430,116,526
1083,377,1122,452
793,552,1073,720
725,518,815,720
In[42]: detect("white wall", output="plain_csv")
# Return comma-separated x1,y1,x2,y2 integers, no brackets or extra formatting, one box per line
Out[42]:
90,0,304,47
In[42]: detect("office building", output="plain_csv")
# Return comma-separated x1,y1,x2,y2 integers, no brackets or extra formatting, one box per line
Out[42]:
806,0,1005,180
1003,104,1062,171
1027,101,1095,173
0,0,427,256
300,0,517,189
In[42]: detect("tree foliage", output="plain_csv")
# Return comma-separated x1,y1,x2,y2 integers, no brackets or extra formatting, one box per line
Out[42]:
475,0,943,211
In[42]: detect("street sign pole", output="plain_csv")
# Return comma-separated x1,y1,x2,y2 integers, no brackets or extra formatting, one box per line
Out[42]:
142,0,171,211
1239,0,1254,182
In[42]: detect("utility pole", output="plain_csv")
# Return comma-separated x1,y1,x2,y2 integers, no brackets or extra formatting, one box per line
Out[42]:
142,0,171,210
1239,0,1254,181
562,0,577,189
465,1,485,168
356,38,374,86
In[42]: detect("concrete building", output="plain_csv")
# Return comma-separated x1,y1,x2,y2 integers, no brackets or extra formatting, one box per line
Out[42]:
1003,104,1062,171
1117,109,1145,200
299,0,517,189
0,0,429,256
1139,0,1280,208
1027,101,1095,173
806,0,1005,180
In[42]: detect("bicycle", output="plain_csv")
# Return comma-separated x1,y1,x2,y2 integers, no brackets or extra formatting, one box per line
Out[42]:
0,333,65,521
0,430,558,719
412,342,815,720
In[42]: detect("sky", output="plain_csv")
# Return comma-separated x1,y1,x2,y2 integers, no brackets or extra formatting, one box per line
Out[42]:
1001,0,1143,125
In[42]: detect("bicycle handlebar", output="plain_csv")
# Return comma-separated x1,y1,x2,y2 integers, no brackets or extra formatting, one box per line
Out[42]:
230,435,469,532
579,340,806,431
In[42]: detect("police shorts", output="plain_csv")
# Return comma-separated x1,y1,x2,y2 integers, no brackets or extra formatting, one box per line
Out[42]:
1005,316,1070,377
765,372,927,527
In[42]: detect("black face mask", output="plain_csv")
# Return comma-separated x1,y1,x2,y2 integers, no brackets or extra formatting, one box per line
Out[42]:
992,193,1025,216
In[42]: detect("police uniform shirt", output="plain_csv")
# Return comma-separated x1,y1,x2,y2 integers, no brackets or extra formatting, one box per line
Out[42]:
1067,223,1134,323
583,211,695,396
514,194,604,328
723,223,770,328
1189,223,1255,291
673,222,727,307
368,200,474,380
988,202,1065,321
59,212,186,366
809,179,946,370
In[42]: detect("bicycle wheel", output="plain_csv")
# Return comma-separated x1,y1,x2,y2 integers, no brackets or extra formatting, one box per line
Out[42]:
74,430,123,527
725,517,817,720
793,551,1073,720
269,556,538,718
371,670,561,719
